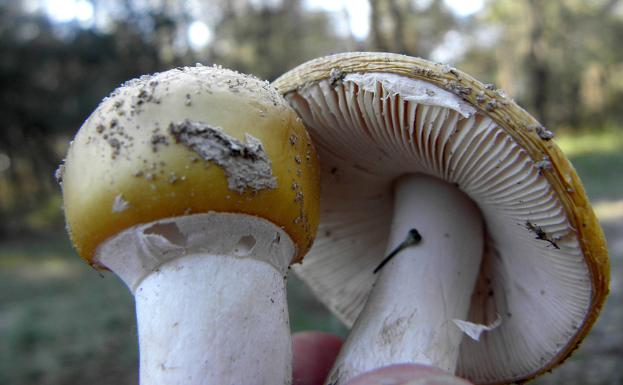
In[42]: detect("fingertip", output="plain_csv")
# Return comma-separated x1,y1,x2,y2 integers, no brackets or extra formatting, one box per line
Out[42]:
293,331,343,351
292,331,343,385
344,364,472,385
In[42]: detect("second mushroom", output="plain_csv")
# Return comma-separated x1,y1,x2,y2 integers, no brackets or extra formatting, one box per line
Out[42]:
273,52,609,385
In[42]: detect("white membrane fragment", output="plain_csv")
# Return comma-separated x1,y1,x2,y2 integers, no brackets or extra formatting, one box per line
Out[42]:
453,315,502,341
112,194,130,212
344,73,477,118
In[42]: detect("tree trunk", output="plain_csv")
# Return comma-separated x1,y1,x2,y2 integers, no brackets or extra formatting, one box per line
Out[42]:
526,0,549,125
388,0,407,54
370,0,389,51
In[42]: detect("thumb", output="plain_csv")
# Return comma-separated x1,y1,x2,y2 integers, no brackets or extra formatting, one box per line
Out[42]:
292,331,343,385
344,364,473,385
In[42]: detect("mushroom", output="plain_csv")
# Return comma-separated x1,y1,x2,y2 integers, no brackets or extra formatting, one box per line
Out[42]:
58,65,320,385
273,52,609,384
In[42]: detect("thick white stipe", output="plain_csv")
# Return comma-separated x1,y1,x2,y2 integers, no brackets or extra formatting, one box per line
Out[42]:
96,212,295,385
327,174,484,384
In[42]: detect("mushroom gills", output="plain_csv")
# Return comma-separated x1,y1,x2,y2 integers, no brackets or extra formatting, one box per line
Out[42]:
287,72,592,383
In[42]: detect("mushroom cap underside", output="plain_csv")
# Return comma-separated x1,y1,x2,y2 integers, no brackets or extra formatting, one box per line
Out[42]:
273,52,609,384
61,65,320,264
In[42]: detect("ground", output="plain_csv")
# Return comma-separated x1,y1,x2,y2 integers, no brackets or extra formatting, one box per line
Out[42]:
0,130,621,385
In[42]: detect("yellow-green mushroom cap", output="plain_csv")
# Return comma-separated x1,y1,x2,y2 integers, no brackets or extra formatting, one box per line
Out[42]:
60,65,320,266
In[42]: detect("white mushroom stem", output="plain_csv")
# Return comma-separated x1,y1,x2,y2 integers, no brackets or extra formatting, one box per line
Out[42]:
136,254,290,385
96,213,295,385
327,174,484,384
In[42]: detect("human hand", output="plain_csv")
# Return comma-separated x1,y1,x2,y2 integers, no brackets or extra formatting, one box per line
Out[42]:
292,331,343,385
343,364,473,385
292,331,472,385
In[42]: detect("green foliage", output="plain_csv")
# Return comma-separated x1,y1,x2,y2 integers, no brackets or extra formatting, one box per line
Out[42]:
557,127,623,157
459,0,623,128
557,128,623,200
0,235,345,384
24,193,64,231
207,1,349,81
0,2,171,235
0,235,135,385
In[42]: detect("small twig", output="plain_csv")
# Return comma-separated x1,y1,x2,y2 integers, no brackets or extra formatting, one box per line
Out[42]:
526,221,560,249
373,228,422,274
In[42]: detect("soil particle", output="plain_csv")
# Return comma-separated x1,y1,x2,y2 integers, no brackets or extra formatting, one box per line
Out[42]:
440,63,452,73
476,91,486,104
485,100,498,111
453,83,472,96
169,120,277,193
133,77,160,107
289,134,298,146
168,172,178,184
107,137,121,158
150,133,169,152
531,124,555,140
329,68,345,88
536,156,553,172
294,190,304,203
54,161,65,185
413,67,436,79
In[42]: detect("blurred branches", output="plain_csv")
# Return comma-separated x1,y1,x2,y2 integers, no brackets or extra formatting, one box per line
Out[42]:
206,0,349,80
461,0,623,127
0,0,622,236
0,1,177,234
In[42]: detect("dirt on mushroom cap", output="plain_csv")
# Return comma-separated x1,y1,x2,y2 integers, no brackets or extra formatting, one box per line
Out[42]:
169,120,278,193
61,65,320,265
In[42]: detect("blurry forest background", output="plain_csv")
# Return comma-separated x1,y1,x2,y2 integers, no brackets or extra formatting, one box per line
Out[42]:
0,0,622,384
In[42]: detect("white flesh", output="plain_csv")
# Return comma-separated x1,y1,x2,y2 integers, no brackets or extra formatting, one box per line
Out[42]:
96,212,295,385
327,174,484,384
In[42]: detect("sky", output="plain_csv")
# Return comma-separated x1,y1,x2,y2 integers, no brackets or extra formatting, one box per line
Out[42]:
41,0,94,24
305,0,484,40
37,0,484,53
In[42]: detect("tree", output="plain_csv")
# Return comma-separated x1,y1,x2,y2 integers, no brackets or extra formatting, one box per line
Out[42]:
367,0,457,57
